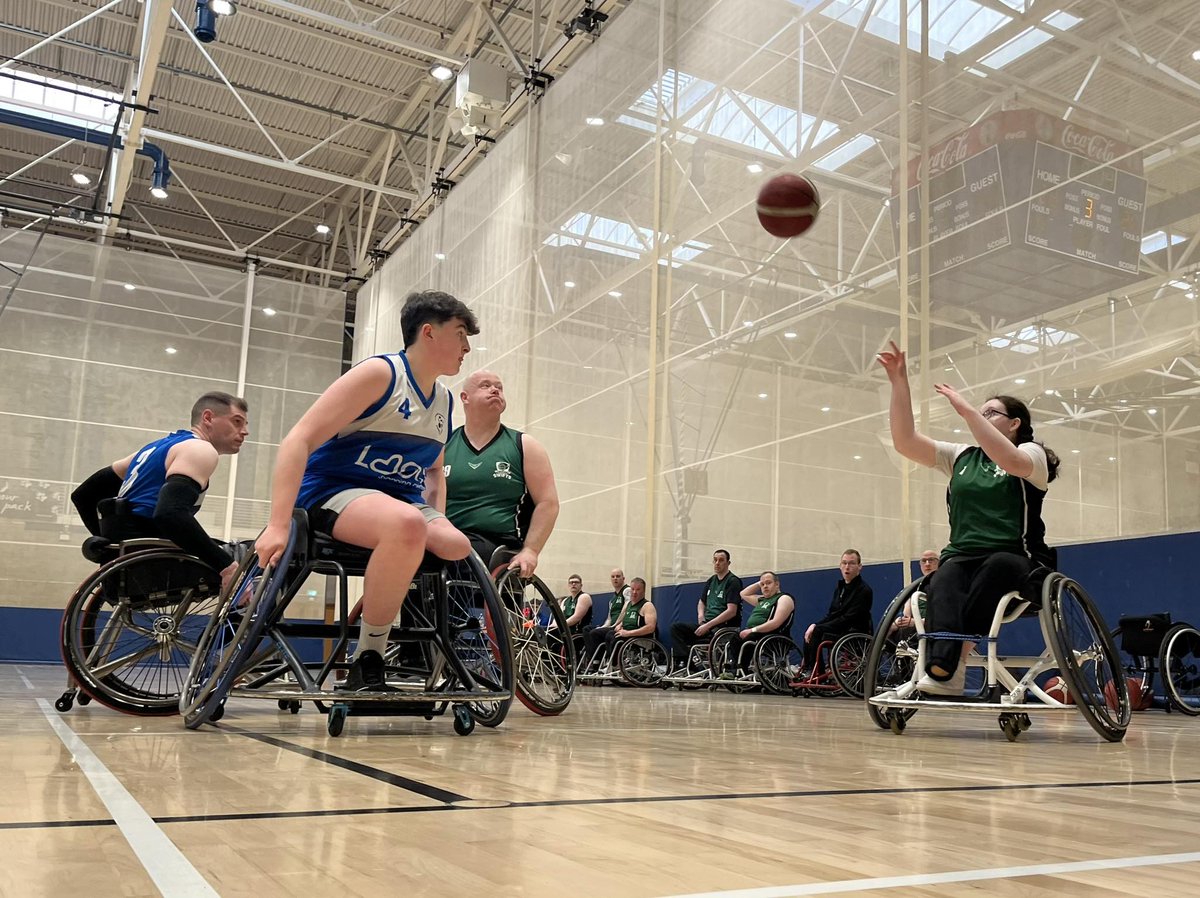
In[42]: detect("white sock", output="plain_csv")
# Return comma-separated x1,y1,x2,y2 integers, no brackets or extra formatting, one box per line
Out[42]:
356,620,390,658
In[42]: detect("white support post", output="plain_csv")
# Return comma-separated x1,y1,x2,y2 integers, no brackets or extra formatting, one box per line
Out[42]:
222,259,256,541
897,0,911,584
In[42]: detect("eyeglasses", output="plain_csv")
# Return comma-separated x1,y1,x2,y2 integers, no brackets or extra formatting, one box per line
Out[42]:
981,408,1012,420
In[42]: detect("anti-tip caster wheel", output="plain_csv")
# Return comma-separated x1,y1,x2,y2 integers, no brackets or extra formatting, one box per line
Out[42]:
54,693,73,713
453,705,475,736
328,703,348,737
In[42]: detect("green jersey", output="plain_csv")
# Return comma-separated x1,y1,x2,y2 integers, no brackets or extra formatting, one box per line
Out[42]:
934,441,1050,562
608,585,630,625
747,593,787,629
561,593,578,618
703,572,741,622
621,599,648,630
444,425,532,543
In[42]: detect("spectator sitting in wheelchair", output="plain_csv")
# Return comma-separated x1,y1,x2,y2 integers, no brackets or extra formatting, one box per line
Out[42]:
582,577,656,664
69,391,249,593
254,290,479,693
887,550,940,643
723,571,794,675
801,550,873,677
878,339,1060,696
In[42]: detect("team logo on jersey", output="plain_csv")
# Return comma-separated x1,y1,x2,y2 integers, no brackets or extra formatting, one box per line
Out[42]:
354,445,424,482
493,461,513,480
468,461,482,470
435,413,446,435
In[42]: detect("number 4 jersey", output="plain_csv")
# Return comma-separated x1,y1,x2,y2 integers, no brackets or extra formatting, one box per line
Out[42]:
296,352,454,509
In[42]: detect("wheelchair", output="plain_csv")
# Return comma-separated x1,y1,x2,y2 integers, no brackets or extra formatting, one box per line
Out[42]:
1114,613,1200,716
178,509,514,737
865,569,1132,742
576,634,670,687
485,548,577,716
659,626,743,690
57,502,233,715
786,628,874,698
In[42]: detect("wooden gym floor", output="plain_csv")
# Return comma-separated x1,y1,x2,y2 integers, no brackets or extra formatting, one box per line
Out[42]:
2,663,1199,897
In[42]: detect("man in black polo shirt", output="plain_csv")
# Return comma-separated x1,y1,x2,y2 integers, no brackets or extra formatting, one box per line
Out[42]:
669,548,742,670
801,548,873,673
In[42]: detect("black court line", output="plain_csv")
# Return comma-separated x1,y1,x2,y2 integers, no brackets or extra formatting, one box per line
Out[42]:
232,729,471,804
5,775,1199,831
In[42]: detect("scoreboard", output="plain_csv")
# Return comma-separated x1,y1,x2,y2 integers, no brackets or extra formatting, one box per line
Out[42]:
891,110,1146,287
1025,141,1146,273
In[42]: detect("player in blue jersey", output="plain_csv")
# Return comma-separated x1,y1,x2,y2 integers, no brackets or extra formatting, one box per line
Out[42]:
255,290,480,692
70,392,249,590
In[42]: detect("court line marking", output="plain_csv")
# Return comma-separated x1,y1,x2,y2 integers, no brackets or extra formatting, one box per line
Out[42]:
4,773,1198,831
656,851,1200,897
37,698,218,897
231,728,472,804
14,666,34,689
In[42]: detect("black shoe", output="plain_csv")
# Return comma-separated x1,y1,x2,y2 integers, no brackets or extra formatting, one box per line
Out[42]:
340,650,395,692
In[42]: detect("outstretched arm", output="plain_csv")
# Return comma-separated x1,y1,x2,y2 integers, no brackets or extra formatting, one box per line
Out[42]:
935,383,1034,479
877,340,937,468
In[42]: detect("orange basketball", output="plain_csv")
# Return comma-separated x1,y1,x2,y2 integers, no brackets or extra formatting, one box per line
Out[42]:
756,173,821,238
1045,675,1073,704
1105,676,1149,711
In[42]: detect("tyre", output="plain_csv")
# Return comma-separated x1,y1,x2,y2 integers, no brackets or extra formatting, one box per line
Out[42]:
495,568,576,716
1042,574,1129,742
830,632,872,698
1159,623,1200,716
753,634,801,696
617,638,668,687
440,553,514,728
863,582,923,730
180,540,291,728
61,549,224,715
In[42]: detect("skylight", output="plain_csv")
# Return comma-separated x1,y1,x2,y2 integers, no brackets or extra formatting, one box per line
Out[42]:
791,1,1080,72
987,324,1080,354
1141,231,1187,255
0,70,121,129
544,212,711,266
618,68,875,172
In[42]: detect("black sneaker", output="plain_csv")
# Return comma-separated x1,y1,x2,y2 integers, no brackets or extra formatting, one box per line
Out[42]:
340,650,395,692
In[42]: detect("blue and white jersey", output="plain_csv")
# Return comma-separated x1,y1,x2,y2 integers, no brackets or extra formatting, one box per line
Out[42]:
296,352,454,508
118,430,203,518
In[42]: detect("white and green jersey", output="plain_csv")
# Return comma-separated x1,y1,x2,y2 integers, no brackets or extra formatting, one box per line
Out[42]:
934,441,1051,563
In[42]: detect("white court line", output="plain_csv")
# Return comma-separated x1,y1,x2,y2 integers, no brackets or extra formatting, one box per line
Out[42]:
658,851,1200,898
37,699,218,897
15,667,34,689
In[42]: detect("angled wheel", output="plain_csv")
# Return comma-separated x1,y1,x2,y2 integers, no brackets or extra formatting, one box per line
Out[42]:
61,549,224,715
440,553,514,728
180,535,292,728
1111,624,1155,704
617,638,668,687
863,582,922,730
495,569,576,716
753,634,801,696
707,628,740,679
1159,623,1200,716
1042,574,1129,742
830,632,872,698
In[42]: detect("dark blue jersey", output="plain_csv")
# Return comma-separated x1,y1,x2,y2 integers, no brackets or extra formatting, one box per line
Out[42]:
296,352,454,509
117,430,204,518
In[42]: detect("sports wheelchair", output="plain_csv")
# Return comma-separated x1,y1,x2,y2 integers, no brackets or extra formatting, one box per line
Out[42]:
788,627,874,698
660,614,804,696
178,509,514,737
576,634,670,688
865,569,1132,742
1113,613,1200,716
57,501,235,715
484,548,577,716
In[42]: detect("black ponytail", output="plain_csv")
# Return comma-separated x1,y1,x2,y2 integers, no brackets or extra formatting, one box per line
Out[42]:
990,395,1060,483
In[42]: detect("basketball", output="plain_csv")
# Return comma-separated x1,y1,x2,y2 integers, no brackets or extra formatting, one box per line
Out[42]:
1105,676,1150,711
1045,675,1073,704
756,173,821,238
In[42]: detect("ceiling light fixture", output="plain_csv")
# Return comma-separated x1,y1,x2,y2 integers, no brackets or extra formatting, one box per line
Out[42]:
783,331,797,339
564,280,576,288
434,251,446,260
263,307,277,317
746,163,763,174
430,64,454,81
164,346,178,355
585,116,604,126
608,290,622,298
315,222,331,235
71,170,91,186
758,393,768,399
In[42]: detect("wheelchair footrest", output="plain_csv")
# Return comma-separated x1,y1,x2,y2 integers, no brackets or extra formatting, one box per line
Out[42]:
869,695,1072,713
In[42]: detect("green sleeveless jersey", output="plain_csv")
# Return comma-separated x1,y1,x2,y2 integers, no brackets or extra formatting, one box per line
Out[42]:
561,593,578,618
608,585,630,625
622,599,648,630
444,425,532,543
747,593,785,629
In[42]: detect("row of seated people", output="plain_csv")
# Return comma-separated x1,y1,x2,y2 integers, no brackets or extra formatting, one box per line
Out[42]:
555,548,882,680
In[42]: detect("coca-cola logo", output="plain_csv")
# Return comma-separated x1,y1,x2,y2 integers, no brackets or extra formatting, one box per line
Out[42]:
920,133,971,177
1060,125,1118,163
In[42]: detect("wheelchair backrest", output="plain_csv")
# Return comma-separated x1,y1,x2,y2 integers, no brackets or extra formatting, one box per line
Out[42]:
1118,612,1172,656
